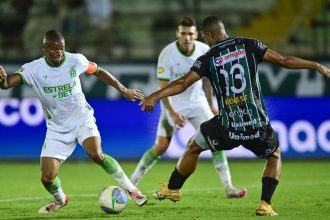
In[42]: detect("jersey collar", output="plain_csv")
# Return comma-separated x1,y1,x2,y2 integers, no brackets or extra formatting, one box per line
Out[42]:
44,52,67,68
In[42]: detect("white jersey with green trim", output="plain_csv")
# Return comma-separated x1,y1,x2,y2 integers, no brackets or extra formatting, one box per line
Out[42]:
16,52,95,132
156,41,209,112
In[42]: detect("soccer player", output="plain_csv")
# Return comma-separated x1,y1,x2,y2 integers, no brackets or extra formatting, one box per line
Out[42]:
140,16,330,216
130,16,247,198
0,30,147,213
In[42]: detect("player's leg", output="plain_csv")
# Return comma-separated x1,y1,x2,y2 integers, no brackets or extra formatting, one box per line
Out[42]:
256,147,281,216
38,130,74,213
131,111,174,185
246,124,280,216
39,158,69,213
153,130,205,202
189,109,247,198
82,136,147,206
130,136,171,185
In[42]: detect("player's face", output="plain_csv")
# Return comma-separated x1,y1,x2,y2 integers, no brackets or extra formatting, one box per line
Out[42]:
42,40,65,66
176,25,198,55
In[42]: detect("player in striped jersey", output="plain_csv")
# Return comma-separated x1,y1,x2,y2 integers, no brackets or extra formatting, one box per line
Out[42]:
130,16,247,198
141,16,330,216
0,30,147,213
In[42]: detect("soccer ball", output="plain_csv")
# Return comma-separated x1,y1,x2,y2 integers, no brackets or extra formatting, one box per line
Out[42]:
98,185,128,214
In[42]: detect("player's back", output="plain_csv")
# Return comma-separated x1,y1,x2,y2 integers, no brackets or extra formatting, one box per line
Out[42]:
203,37,269,131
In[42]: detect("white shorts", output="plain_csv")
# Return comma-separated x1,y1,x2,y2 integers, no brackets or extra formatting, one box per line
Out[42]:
157,105,214,137
41,118,101,161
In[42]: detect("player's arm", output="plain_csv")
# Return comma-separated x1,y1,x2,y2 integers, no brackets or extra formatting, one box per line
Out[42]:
140,71,200,111
0,66,23,90
93,67,143,101
202,77,218,115
159,79,186,128
263,49,330,78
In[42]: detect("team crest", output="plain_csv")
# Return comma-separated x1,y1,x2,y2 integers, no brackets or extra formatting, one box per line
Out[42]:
69,66,77,78
193,61,202,69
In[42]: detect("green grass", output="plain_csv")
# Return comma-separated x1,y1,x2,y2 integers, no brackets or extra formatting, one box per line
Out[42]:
0,160,330,219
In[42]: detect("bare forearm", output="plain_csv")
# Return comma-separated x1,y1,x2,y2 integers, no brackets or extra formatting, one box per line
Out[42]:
0,74,22,90
152,78,188,101
95,67,127,93
202,78,214,108
279,56,319,70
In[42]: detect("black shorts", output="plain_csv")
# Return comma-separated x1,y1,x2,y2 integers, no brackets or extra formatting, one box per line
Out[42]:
200,116,279,159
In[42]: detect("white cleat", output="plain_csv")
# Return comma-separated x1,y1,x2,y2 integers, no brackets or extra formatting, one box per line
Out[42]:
127,190,148,206
38,195,69,213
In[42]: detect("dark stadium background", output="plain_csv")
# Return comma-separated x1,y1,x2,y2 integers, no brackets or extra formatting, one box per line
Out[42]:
1,0,330,160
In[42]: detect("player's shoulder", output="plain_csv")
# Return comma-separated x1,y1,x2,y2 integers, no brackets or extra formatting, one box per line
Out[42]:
195,40,209,50
65,52,89,66
65,52,87,61
158,41,177,62
160,41,177,55
21,57,44,70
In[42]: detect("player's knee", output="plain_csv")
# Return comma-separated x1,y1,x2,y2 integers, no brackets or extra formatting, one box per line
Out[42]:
269,147,281,159
186,138,203,155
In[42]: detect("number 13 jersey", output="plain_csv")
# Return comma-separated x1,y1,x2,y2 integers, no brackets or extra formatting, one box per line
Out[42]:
191,37,269,132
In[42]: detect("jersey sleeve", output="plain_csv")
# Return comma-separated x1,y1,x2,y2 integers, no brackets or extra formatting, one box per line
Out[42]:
156,49,171,81
15,63,34,86
245,38,268,63
76,53,98,75
190,54,209,78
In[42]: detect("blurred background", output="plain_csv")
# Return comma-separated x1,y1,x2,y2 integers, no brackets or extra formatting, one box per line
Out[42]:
1,0,330,160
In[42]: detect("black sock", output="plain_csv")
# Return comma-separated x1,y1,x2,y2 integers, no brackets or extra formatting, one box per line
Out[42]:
168,168,190,190
261,177,279,204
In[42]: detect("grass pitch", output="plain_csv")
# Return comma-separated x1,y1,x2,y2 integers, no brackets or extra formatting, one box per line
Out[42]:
0,160,329,219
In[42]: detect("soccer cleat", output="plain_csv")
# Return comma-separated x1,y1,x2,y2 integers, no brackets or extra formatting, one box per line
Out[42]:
38,194,69,213
226,187,248,198
256,200,278,216
127,190,148,206
153,185,181,202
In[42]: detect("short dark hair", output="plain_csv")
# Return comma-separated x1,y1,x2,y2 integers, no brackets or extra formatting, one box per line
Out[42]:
179,16,196,27
43,30,64,44
200,15,221,32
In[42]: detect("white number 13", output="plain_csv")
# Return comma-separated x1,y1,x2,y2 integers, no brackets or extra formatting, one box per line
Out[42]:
219,63,246,96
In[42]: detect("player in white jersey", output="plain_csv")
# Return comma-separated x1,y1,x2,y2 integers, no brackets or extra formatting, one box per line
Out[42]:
0,30,147,213
130,16,247,198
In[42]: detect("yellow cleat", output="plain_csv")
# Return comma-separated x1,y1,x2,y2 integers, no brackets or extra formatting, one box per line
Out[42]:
153,184,181,202
256,200,278,216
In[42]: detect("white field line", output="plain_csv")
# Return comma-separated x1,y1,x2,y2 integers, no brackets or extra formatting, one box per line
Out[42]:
1,181,327,203
0,184,259,203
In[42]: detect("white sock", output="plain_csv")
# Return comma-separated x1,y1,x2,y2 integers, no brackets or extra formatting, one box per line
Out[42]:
131,148,160,185
53,187,66,203
212,151,233,190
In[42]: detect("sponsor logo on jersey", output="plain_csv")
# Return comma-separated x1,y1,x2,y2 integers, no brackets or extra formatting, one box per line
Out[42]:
157,67,165,74
43,80,77,99
214,49,246,66
224,94,247,106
